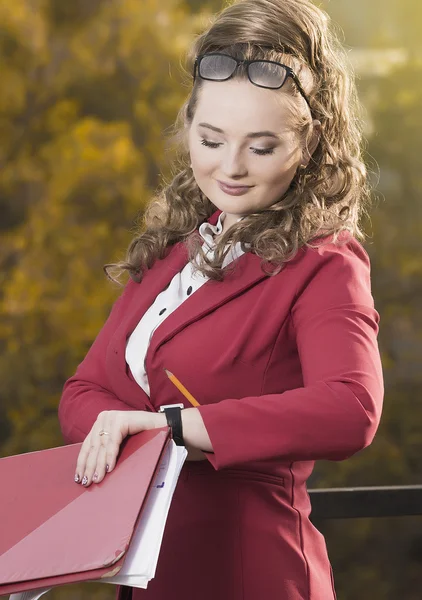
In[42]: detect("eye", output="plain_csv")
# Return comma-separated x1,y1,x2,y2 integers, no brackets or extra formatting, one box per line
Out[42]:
252,147,275,156
200,138,221,149
200,138,275,156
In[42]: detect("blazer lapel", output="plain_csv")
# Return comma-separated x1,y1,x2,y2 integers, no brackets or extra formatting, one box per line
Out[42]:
115,209,271,401
143,211,270,375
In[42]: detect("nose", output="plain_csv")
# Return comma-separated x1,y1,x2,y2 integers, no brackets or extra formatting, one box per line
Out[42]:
220,147,248,180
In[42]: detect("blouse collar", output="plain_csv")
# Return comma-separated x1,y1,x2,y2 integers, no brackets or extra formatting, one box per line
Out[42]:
198,211,244,245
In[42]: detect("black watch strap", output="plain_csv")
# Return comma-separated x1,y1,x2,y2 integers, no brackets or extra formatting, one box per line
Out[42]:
162,406,185,446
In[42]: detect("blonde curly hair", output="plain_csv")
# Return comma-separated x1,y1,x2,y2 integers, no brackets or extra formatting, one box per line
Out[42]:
105,0,371,284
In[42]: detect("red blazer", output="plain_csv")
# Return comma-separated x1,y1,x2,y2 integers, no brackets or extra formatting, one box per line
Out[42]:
58,209,384,600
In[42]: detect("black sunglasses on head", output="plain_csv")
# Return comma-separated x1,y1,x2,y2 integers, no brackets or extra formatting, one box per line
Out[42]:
193,52,313,115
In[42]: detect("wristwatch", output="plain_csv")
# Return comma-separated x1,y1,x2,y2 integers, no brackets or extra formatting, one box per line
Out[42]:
158,403,185,446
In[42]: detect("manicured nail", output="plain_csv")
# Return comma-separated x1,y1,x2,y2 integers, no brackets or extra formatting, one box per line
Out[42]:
74,473,80,483
106,464,109,472
82,475,88,486
93,473,98,481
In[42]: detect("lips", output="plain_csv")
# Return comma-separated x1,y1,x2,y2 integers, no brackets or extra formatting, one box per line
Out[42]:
217,180,253,196
217,180,251,190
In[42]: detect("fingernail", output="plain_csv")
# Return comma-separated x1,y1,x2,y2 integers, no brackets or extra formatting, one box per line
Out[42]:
74,473,80,483
82,475,88,486
106,464,109,472
93,473,98,481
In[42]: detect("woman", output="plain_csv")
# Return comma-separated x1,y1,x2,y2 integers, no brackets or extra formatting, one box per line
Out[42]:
58,0,384,598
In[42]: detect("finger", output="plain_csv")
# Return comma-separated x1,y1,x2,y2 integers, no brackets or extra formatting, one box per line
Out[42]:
92,445,108,484
103,434,122,474
96,413,126,474
76,411,110,485
75,411,127,484
87,421,119,484
81,438,102,487
75,434,94,484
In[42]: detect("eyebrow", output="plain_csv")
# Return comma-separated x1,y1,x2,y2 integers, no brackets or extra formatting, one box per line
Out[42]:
198,122,280,140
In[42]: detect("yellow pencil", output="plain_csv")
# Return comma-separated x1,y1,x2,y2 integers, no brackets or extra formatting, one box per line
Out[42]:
164,369,200,407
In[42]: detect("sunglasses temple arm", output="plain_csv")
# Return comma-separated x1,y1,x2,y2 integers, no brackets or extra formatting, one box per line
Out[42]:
291,74,313,114
300,88,313,113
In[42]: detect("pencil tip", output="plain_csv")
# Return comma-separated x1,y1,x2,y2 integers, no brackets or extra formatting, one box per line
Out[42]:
165,369,172,377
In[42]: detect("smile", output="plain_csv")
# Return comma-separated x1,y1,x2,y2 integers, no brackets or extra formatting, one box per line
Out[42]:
217,180,253,196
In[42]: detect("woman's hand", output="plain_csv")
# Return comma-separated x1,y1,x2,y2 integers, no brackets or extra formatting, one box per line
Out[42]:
74,410,161,487
74,409,207,486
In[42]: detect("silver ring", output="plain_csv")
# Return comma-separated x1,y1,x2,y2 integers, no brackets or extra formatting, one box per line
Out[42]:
99,430,111,436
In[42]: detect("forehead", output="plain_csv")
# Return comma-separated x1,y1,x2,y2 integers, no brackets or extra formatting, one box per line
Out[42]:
192,79,295,134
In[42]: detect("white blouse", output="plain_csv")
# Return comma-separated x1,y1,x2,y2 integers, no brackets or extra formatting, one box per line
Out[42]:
125,212,246,396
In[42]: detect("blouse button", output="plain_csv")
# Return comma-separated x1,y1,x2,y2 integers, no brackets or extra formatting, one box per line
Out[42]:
159,308,167,315
187,286,193,296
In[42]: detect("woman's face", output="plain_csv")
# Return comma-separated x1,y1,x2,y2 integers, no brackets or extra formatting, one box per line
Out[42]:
188,79,308,229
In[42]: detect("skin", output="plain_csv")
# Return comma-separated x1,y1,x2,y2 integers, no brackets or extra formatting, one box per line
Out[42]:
188,79,319,233
74,77,320,487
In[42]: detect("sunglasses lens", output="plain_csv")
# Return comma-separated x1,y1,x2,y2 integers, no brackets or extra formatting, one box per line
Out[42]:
197,56,289,89
199,54,237,80
248,61,288,88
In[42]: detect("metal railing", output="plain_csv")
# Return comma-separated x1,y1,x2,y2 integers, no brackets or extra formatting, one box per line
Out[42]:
308,484,422,519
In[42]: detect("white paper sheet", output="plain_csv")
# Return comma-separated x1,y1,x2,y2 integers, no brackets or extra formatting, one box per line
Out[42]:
9,441,187,600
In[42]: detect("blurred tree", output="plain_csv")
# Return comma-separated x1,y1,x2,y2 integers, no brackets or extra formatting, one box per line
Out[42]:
0,0,194,460
320,0,422,50
309,9,422,600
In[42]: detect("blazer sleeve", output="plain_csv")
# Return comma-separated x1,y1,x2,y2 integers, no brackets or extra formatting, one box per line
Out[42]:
58,280,135,445
196,239,384,470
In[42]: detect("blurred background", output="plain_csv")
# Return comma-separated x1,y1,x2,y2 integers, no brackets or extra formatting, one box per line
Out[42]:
0,0,421,598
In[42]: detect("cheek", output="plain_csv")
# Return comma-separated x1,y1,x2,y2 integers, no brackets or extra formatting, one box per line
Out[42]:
267,150,301,186
191,147,218,178
261,163,295,189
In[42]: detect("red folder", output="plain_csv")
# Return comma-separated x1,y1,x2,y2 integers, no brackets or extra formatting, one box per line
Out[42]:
0,427,171,596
